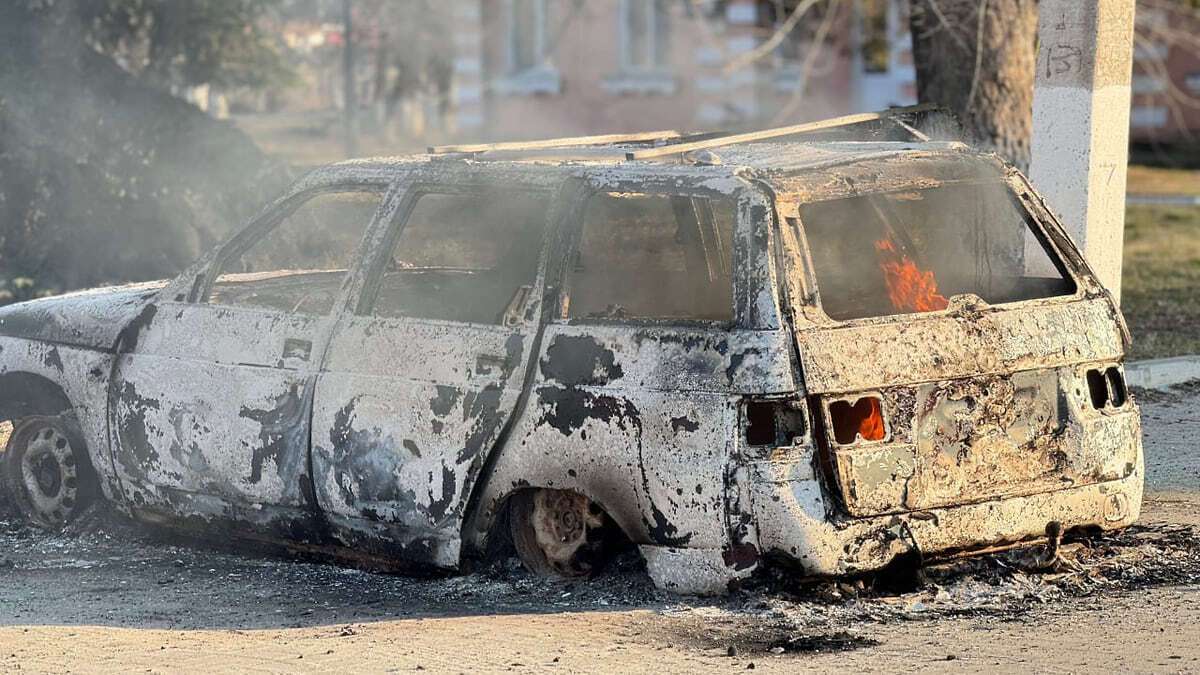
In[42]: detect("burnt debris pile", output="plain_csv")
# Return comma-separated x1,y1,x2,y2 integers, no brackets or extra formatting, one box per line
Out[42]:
741,522,1200,625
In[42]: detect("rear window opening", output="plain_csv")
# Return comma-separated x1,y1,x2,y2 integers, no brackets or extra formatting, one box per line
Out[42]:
797,172,1077,322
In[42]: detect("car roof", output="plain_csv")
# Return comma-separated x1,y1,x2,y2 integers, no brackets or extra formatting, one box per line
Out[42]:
308,140,973,194
301,107,983,197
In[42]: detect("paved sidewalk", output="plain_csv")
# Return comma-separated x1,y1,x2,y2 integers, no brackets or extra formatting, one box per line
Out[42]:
1141,387,1200,492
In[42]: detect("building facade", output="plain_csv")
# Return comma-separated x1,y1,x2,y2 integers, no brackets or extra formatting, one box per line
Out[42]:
446,0,915,140
1128,0,1200,144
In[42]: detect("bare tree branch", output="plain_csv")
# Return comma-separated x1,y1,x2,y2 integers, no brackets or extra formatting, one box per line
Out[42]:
722,0,825,74
965,0,989,112
770,0,843,124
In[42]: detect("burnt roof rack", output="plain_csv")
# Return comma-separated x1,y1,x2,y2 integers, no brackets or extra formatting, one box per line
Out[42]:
427,129,689,155
425,103,937,163
623,103,935,161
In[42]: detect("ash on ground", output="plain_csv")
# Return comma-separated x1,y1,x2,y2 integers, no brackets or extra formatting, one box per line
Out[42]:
0,500,1197,642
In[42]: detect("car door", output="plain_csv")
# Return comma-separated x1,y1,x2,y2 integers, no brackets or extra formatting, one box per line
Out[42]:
309,170,560,568
109,181,390,534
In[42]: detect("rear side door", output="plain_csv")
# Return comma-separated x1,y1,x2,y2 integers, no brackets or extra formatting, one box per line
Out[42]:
309,170,561,568
109,182,388,533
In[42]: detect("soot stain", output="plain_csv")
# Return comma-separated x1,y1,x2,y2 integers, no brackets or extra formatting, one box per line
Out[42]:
535,386,641,437
115,303,158,352
116,380,163,473
670,415,700,434
540,335,624,387
430,385,460,418
239,383,305,485
42,346,64,373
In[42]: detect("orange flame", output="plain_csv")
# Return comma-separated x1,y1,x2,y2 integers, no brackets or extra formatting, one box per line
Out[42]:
858,397,885,441
874,238,949,313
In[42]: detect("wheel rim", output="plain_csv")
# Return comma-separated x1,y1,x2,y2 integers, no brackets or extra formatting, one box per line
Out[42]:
16,422,79,526
529,490,605,574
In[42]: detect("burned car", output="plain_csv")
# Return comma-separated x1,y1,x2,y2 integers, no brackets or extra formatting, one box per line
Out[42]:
0,109,1141,594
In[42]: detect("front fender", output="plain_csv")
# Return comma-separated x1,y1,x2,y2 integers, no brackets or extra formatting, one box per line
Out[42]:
0,336,123,508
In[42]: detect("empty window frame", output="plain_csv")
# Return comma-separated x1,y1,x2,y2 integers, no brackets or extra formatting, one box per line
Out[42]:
372,188,549,325
563,191,734,322
208,188,383,315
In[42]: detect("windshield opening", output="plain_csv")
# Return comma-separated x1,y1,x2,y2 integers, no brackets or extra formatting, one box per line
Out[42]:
797,178,1076,322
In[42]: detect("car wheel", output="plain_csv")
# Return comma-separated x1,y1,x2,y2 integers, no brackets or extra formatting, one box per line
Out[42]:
508,489,612,578
3,414,93,529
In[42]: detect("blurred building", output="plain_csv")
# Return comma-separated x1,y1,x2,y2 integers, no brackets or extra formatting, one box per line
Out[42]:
1128,0,1200,145
446,0,915,139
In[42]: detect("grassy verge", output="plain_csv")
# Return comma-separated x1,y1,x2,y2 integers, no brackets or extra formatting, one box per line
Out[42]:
1122,204,1200,360
1127,165,1200,195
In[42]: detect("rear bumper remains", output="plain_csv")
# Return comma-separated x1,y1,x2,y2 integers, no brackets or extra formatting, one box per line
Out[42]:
749,432,1143,577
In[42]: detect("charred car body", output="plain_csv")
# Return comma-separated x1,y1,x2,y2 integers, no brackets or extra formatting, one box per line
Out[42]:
0,110,1141,594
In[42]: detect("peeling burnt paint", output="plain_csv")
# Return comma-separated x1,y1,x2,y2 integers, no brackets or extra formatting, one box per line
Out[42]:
535,386,641,438
115,379,163,474
43,347,64,373
725,347,763,384
540,335,624,386
239,383,306,485
430,386,460,417
114,303,158,352
670,415,700,434
0,139,1145,595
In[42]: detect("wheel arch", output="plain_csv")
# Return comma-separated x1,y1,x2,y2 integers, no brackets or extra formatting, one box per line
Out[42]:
474,482,639,559
0,371,76,423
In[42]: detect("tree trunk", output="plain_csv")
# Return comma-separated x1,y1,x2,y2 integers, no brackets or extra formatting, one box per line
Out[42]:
909,0,1038,169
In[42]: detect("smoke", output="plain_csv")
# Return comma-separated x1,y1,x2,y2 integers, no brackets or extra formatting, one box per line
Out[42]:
0,3,289,303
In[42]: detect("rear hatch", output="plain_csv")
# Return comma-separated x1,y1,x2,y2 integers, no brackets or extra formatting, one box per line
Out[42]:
794,300,1134,517
783,155,1134,517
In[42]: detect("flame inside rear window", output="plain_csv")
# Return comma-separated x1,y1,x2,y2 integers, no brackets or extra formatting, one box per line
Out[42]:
796,169,1076,321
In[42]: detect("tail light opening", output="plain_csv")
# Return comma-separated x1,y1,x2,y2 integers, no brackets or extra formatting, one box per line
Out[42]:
828,395,887,445
743,399,808,447
1085,366,1128,410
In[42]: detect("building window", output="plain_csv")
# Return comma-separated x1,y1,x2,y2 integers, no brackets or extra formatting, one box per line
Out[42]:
1134,41,1170,62
1132,74,1166,95
1131,106,1168,129
494,0,561,95
621,0,668,71
510,0,546,74
605,0,675,94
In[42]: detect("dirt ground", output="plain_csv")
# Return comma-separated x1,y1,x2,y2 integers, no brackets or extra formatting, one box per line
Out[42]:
1,390,1199,673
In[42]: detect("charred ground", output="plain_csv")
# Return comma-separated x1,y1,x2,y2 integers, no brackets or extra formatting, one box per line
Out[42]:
0,387,1197,671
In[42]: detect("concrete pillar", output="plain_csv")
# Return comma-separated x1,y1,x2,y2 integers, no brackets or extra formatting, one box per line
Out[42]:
1029,0,1135,301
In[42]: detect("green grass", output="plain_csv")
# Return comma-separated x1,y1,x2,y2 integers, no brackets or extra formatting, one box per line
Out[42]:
1127,165,1200,195
1121,204,1200,360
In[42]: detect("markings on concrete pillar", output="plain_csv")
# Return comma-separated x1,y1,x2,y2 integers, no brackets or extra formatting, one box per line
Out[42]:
1044,44,1083,79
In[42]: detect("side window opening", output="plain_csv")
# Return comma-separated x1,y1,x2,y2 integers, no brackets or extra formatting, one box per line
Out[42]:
208,189,383,315
372,189,549,325
564,192,734,322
